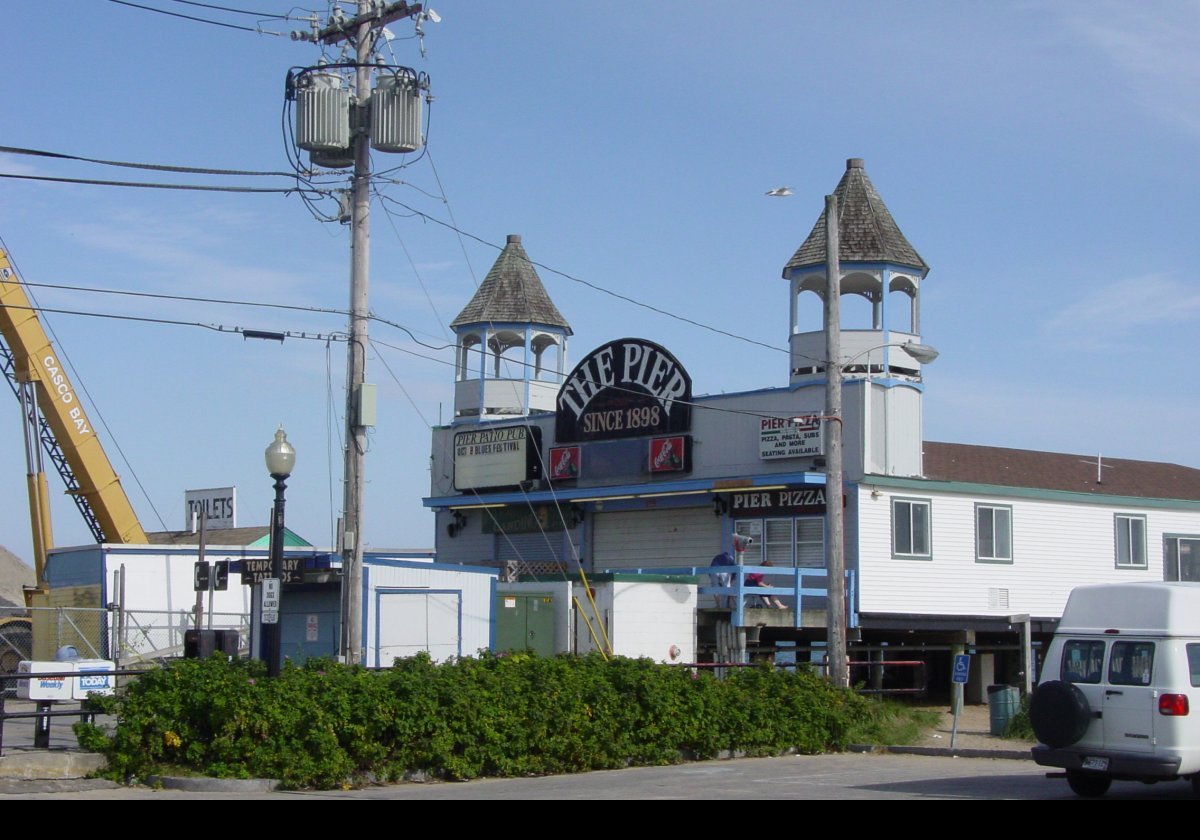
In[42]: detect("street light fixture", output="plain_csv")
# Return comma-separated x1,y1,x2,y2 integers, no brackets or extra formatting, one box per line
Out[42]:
263,425,295,678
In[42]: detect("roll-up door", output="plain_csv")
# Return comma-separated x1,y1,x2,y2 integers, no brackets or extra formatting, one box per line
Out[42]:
496,530,582,575
592,506,721,571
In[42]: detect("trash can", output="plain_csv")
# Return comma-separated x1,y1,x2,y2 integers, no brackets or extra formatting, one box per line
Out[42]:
987,684,1021,735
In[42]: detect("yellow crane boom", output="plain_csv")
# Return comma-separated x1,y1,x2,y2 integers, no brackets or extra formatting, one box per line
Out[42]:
0,247,146,582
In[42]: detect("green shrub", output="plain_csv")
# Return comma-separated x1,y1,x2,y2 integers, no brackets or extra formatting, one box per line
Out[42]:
1003,694,1034,740
76,653,878,789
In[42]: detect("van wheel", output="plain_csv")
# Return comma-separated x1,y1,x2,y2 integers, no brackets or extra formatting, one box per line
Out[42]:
1192,775,1200,799
1029,680,1092,748
1066,770,1111,798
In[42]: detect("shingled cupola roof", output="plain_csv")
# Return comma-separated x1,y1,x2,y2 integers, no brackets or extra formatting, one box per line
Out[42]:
784,158,928,273
450,234,572,333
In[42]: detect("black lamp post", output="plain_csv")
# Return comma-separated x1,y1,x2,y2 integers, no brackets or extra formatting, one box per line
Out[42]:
264,426,295,678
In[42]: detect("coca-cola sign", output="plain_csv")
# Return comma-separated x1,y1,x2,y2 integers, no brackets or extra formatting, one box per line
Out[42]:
648,435,691,474
555,338,692,442
548,445,581,481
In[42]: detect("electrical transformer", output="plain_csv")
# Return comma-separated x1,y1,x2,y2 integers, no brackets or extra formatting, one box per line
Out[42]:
296,70,351,166
370,72,424,153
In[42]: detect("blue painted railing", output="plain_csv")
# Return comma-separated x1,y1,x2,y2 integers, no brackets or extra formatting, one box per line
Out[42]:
596,564,858,630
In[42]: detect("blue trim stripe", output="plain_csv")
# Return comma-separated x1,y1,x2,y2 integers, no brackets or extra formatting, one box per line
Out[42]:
425,471,827,508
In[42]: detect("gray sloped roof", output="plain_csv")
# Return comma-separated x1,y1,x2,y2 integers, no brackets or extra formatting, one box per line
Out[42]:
784,158,928,273
450,235,572,332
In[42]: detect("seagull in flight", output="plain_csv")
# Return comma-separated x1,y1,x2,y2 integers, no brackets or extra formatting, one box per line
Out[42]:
765,186,794,197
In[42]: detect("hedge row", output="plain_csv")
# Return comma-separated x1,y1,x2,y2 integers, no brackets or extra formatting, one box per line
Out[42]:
76,653,871,789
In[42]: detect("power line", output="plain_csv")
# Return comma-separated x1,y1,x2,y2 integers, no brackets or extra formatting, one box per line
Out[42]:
163,0,299,19
0,171,322,194
18,278,454,349
374,192,451,340
106,0,285,34
0,300,345,342
370,339,430,427
368,336,821,425
20,279,349,318
372,195,790,356
0,144,297,178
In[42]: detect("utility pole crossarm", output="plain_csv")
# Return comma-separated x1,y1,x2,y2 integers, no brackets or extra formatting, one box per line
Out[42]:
310,2,423,45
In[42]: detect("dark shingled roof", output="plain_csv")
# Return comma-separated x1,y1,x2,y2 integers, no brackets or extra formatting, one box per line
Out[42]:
450,235,572,332
146,526,272,546
923,442,1200,502
785,158,928,273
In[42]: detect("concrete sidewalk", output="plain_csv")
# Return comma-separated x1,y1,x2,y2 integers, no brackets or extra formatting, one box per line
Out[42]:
0,699,109,782
860,702,1034,760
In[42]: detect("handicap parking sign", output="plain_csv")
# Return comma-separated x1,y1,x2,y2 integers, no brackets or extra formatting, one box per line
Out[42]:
952,653,970,684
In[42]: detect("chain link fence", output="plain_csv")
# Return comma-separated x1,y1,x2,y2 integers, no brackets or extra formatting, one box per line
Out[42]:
115,610,249,665
0,607,34,682
1,605,250,676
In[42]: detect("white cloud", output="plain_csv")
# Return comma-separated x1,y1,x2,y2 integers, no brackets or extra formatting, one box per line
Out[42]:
1057,1,1200,135
1042,274,1200,346
0,153,42,177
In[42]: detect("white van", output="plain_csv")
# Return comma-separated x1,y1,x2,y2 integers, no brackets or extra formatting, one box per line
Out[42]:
1031,581,1200,797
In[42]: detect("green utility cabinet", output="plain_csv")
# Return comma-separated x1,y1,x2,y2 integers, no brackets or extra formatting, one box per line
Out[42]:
495,591,556,656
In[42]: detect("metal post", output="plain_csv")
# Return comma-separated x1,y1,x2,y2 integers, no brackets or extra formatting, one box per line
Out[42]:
824,193,848,689
266,475,287,678
33,701,51,748
193,509,206,632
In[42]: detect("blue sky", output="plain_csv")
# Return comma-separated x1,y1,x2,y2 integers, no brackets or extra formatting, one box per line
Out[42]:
1,1,1198,564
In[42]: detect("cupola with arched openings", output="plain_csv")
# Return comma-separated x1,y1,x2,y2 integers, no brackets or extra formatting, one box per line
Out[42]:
781,159,931,477
450,235,572,421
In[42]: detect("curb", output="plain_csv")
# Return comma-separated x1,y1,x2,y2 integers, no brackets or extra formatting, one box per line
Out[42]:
0,749,107,780
148,774,281,793
849,743,1034,761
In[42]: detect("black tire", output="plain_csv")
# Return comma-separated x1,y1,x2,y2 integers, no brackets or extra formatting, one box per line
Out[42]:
1066,770,1111,798
1192,775,1200,799
1029,680,1092,748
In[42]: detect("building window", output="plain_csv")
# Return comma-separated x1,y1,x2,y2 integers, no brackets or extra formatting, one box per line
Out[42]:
734,517,824,568
1115,514,1147,569
1164,536,1200,582
892,498,931,559
976,504,1012,564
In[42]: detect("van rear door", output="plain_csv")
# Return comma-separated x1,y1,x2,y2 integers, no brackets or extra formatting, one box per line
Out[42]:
1101,639,1156,754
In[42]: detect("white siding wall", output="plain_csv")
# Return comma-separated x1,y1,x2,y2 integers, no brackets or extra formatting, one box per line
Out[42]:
610,581,697,662
364,561,495,664
574,579,697,662
858,486,1200,619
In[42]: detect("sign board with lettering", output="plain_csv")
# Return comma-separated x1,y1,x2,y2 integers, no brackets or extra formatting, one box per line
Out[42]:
482,504,568,535
759,416,823,460
185,486,237,530
261,578,280,624
556,338,692,443
453,425,542,491
727,487,828,517
241,555,302,585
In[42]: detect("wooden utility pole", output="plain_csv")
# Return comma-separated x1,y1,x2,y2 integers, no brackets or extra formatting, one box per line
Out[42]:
301,2,424,665
824,194,848,689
